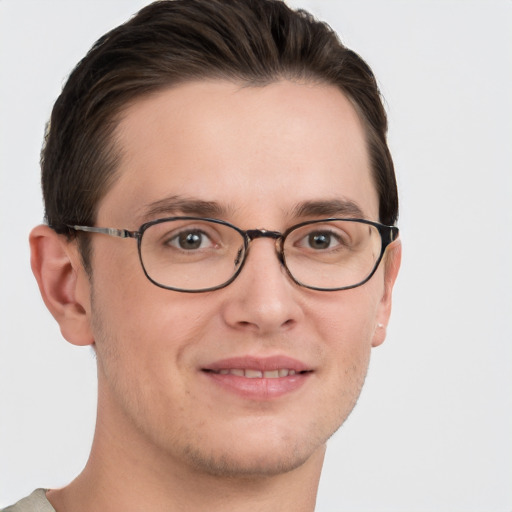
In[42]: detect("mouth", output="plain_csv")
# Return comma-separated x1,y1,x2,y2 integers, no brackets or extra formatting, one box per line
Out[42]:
201,356,313,399
204,368,307,378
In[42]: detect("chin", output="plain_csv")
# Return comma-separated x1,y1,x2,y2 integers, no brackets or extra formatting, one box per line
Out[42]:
175,418,336,479
181,441,318,478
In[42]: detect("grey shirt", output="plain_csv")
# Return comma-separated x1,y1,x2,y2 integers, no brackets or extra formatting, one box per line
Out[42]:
1,490,55,512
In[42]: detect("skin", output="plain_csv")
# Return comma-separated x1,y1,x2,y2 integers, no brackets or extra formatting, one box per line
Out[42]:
30,80,401,512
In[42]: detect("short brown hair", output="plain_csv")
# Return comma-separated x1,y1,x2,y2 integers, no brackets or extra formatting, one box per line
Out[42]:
42,0,398,266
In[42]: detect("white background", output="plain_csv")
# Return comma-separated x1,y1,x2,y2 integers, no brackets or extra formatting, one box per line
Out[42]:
1,1,511,510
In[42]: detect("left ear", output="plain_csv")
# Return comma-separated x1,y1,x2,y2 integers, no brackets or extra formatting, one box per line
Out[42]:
372,238,402,347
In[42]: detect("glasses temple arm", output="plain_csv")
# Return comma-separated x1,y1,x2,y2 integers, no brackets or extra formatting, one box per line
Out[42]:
68,225,139,239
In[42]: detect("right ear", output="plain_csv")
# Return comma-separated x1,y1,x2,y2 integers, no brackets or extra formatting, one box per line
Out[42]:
29,225,94,347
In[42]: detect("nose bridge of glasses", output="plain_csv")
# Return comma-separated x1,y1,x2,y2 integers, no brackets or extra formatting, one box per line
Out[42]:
245,229,282,241
244,229,285,263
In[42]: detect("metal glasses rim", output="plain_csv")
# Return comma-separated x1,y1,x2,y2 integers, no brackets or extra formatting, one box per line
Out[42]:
64,217,399,293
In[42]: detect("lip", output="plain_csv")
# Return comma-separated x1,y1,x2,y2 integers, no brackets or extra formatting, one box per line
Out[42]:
201,355,313,400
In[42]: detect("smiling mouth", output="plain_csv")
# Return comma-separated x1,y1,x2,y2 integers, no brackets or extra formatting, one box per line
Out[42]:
204,368,311,378
202,360,312,398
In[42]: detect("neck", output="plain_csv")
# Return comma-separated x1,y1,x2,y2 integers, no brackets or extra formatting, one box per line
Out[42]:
47,382,326,512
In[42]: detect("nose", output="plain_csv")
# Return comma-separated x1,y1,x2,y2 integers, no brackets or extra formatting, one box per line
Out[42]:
220,237,303,335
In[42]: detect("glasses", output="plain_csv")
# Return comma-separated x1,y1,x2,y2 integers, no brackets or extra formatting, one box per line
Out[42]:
68,217,399,293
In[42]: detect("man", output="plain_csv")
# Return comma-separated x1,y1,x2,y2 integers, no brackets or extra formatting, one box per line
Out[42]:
3,0,400,510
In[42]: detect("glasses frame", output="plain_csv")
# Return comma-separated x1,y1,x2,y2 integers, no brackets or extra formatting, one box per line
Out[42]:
67,217,399,293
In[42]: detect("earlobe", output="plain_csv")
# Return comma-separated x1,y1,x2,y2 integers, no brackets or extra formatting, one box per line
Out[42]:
372,238,402,347
29,225,94,347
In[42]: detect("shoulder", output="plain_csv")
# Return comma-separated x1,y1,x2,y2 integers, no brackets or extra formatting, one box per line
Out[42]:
1,490,55,512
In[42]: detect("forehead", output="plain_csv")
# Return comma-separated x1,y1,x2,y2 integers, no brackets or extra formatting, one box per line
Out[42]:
100,80,378,226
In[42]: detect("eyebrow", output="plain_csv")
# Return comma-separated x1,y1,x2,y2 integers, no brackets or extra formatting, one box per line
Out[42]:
137,196,366,224
138,196,231,223
291,199,366,219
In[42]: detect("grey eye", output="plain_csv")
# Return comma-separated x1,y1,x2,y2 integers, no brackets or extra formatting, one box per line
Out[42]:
307,232,333,250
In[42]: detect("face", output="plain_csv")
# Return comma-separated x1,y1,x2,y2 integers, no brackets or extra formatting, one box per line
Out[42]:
82,80,397,477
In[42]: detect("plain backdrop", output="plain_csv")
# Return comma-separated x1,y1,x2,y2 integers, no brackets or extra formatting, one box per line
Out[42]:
1,1,511,510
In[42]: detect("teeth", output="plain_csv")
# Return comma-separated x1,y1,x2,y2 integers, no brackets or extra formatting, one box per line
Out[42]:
213,369,300,378
245,369,263,378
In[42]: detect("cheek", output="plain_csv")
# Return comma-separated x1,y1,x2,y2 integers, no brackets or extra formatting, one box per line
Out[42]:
90,260,220,392
313,281,383,387
89,285,214,427
315,280,382,345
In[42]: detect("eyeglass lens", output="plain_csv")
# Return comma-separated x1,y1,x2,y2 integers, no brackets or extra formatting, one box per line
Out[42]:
139,218,383,292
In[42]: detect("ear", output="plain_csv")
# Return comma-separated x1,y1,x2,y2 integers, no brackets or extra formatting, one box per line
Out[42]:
29,225,94,347
372,238,402,347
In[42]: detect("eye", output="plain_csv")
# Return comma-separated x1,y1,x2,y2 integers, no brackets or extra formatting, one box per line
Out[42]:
287,221,358,255
299,230,346,251
307,231,336,250
168,229,214,250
